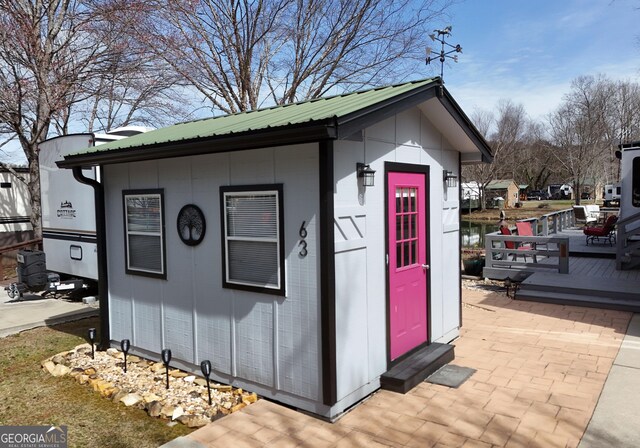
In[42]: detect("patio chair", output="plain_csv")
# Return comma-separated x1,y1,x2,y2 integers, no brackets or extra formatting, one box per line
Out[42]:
500,226,533,261
573,205,597,226
516,221,547,252
584,215,618,246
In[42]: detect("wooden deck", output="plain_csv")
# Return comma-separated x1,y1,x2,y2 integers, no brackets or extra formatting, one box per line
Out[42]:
513,228,640,310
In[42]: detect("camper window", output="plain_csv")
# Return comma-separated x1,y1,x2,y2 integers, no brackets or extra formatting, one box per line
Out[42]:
220,184,284,295
123,190,166,278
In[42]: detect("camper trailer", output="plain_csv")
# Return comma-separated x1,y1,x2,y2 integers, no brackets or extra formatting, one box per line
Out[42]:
603,183,621,207
618,144,640,221
5,127,150,299
547,183,573,200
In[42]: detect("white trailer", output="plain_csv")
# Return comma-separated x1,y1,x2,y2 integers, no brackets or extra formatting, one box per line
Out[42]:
5,127,150,299
603,183,621,207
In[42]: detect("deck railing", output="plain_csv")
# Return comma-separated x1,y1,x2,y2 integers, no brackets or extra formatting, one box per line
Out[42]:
484,233,570,280
514,208,575,236
616,210,640,270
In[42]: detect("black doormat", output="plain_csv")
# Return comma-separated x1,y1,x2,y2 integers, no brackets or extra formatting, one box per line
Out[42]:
425,364,476,388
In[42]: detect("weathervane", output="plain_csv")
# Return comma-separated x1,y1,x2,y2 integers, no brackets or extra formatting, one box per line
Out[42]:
426,26,462,80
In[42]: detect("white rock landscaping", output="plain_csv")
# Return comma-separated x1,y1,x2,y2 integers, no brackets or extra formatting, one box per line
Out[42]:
42,343,258,428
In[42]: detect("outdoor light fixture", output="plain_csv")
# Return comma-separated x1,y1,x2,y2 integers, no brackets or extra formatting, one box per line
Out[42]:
200,360,212,406
120,339,130,373
161,349,172,389
443,169,458,188
87,328,96,359
357,163,376,187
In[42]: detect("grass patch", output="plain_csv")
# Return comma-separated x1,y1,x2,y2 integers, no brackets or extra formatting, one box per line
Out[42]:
0,317,193,448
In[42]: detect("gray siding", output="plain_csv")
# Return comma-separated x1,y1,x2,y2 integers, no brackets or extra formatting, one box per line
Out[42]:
103,144,321,404
333,106,461,403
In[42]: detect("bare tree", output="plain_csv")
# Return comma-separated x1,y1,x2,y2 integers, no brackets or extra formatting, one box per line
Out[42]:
462,100,528,209
0,1,184,238
0,1,112,237
513,121,556,190
548,75,613,205
135,0,453,114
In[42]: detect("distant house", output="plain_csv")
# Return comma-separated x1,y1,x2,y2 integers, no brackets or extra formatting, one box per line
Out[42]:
485,179,519,208
58,78,492,419
0,167,33,246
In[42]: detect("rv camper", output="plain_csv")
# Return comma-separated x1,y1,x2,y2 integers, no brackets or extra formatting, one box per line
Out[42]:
4,127,150,299
618,143,640,221
603,183,621,207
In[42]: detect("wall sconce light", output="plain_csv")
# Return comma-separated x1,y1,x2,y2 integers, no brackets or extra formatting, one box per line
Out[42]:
161,348,172,389
120,339,130,373
357,163,376,187
443,169,458,188
87,328,96,359
200,360,212,405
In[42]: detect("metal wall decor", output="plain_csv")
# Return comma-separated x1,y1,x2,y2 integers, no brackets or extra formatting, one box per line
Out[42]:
177,204,206,246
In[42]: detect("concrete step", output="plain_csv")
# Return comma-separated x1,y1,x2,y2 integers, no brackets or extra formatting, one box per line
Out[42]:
380,343,454,394
515,289,640,312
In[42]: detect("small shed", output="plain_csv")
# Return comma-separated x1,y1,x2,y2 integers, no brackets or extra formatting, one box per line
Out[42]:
59,79,492,419
485,179,519,208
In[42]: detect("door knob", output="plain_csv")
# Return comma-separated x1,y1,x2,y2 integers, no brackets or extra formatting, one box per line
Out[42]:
422,264,430,270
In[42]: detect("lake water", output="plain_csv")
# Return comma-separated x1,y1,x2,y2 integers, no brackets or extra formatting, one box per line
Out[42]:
461,220,500,249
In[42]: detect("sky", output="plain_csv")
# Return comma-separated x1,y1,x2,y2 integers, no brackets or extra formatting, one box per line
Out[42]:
439,0,640,120
3,0,639,165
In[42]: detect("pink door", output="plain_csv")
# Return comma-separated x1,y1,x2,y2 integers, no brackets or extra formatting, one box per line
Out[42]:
388,171,428,361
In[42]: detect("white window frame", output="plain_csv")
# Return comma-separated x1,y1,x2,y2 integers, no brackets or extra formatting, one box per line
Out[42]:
123,190,166,278
221,184,285,295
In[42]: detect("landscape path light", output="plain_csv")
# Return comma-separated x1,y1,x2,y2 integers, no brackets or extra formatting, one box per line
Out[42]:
200,360,212,405
87,328,96,359
161,349,172,389
120,339,130,373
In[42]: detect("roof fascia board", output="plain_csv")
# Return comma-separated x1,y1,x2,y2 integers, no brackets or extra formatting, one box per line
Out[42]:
336,81,438,139
439,89,493,162
58,121,337,168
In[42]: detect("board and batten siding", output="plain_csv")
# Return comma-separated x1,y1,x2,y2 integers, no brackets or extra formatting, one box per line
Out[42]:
103,143,322,408
333,106,461,404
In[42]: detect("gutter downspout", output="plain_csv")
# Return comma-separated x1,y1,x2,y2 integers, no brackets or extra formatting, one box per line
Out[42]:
72,166,110,350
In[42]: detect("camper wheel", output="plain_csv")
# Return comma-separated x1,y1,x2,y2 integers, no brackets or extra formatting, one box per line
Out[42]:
6,285,21,299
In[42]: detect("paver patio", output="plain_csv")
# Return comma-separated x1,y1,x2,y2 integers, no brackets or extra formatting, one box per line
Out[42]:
183,286,631,447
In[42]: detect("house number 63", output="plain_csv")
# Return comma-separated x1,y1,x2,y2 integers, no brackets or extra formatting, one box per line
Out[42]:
298,221,308,257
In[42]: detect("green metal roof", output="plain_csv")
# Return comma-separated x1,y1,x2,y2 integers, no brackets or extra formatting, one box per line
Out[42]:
71,79,437,156
58,77,493,167
486,179,516,190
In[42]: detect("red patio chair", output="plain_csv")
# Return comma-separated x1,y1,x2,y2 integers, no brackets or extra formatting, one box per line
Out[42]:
584,215,618,246
500,226,532,261
516,221,546,252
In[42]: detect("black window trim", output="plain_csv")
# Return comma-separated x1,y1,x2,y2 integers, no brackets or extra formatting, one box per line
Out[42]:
219,184,285,296
122,188,167,279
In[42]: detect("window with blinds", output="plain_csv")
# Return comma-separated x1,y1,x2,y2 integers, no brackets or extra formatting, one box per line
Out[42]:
221,185,284,295
123,190,165,278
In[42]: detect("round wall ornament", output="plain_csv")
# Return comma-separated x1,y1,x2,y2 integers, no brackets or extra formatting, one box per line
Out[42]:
177,204,206,246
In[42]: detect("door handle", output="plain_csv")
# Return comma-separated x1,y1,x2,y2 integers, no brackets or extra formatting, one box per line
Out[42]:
422,264,429,270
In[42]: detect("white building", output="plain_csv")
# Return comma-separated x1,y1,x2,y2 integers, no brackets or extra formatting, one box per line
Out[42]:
58,79,492,419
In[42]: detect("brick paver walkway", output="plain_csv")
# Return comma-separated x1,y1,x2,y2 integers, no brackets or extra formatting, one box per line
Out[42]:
186,287,631,447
